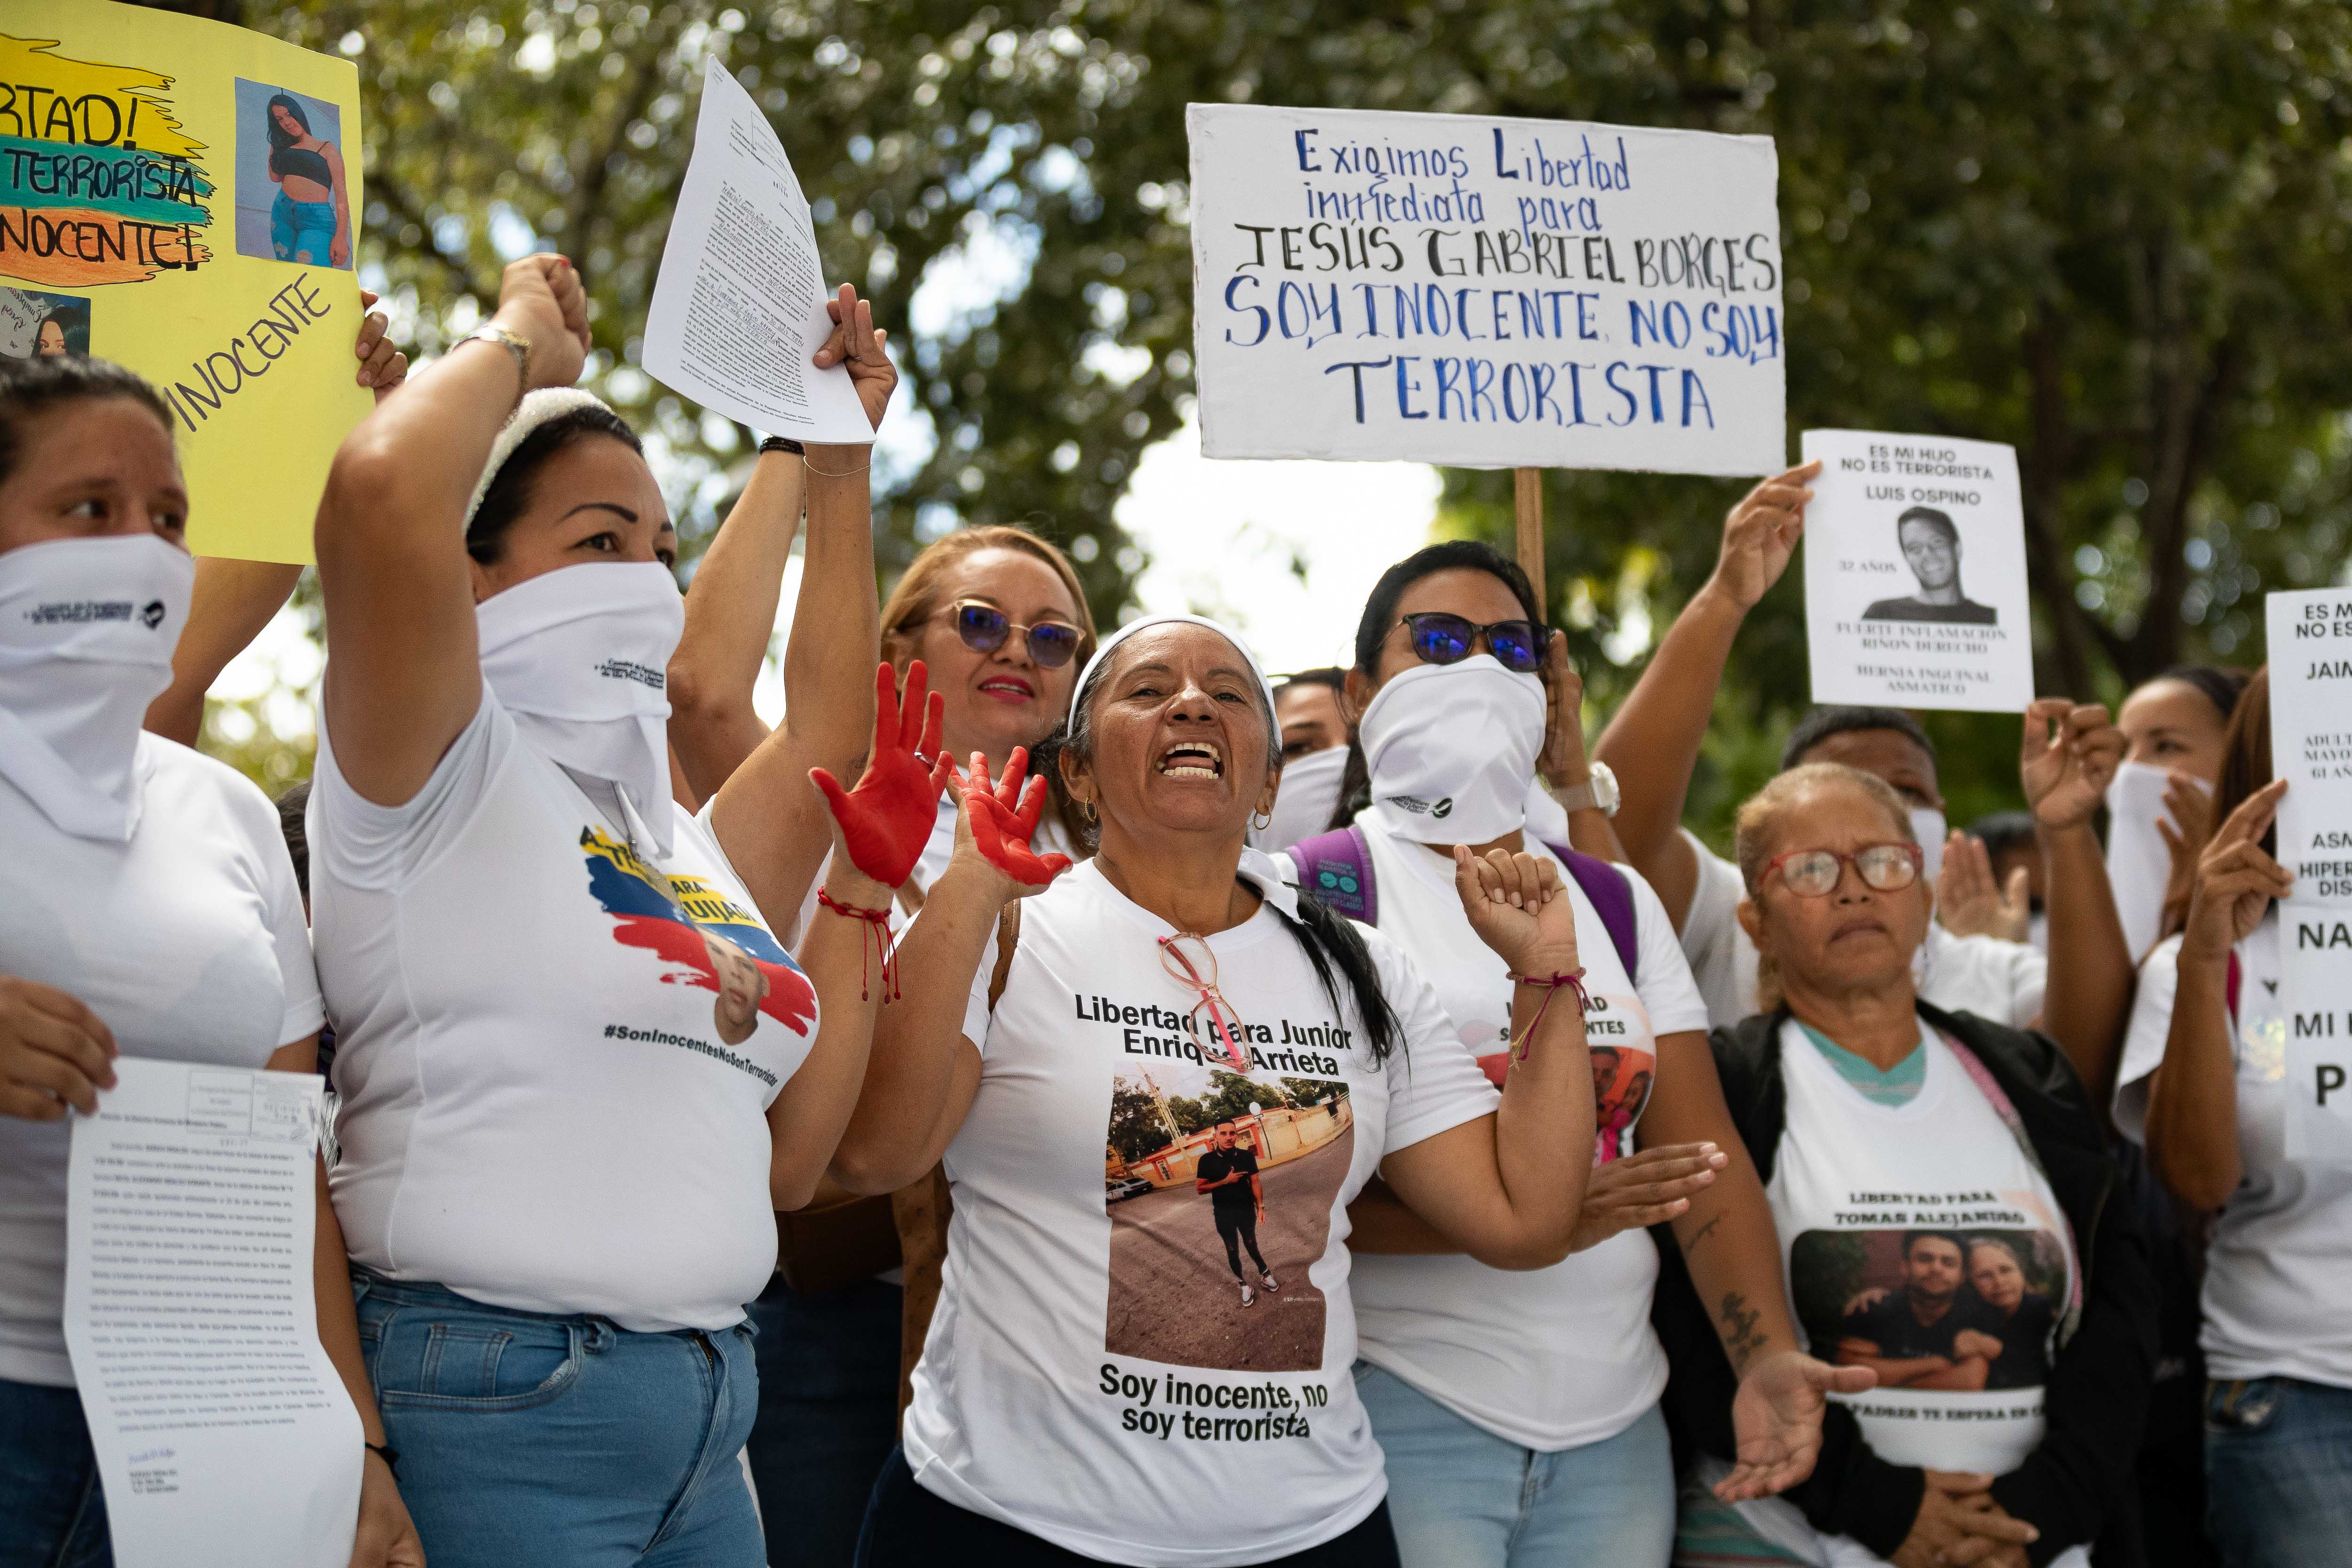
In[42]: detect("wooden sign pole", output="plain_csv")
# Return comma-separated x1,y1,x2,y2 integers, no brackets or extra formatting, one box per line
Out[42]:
1513,467,1546,597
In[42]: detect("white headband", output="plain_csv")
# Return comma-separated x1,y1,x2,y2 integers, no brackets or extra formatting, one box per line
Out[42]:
464,388,618,528
1072,613,1280,723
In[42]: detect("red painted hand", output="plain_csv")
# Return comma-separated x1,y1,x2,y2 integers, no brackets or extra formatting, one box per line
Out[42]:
810,661,952,888
963,748,1074,888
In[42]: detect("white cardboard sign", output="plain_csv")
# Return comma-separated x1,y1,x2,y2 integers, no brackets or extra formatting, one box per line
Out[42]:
1800,429,2033,714
2264,588,2352,1157
1186,103,1785,474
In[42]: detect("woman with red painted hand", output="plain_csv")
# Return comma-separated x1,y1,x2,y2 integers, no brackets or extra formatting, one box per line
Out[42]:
0,355,421,1567
834,612,1594,1565
2117,671,2352,1568
308,254,919,1568
1661,764,2154,1568
1267,541,1866,1567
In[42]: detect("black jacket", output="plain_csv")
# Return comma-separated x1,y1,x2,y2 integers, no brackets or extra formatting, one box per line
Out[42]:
1650,1003,2156,1568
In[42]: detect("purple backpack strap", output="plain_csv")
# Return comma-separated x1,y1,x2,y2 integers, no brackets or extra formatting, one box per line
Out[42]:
1286,826,1376,924
1547,843,1640,979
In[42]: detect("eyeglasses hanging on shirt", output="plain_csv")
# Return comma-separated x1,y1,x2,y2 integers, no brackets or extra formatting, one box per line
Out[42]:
1158,935,1251,1071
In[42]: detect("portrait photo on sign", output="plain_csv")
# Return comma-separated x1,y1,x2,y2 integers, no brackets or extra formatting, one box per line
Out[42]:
234,78,351,269
0,288,90,359
1800,429,2033,713
1790,1226,2066,1392
1104,1067,1354,1373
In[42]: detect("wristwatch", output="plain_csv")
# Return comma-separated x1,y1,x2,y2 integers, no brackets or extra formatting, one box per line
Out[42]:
1549,760,1620,818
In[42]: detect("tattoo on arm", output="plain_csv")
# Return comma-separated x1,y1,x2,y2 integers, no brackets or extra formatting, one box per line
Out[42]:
1719,1290,1766,1372
1681,1212,1724,1257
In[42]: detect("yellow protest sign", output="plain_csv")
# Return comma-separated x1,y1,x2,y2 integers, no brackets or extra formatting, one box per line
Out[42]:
0,1,370,563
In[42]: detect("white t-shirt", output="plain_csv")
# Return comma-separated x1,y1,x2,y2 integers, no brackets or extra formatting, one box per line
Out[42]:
0,735,323,1386
2114,918,2352,1386
1679,829,2045,1031
310,687,820,1334
1741,1018,2084,1568
900,855,1499,1565
1275,820,1710,1451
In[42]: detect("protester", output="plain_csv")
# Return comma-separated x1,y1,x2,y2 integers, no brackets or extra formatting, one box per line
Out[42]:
2118,668,2352,1567
0,353,421,1566
1274,540,1867,1566
1591,474,2133,1078
1661,762,2154,1568
306,255,919,1567
835,612,1598,1564
2112,666,2250,960
1955,809,2042,947
666,513,1095,1567
1250,666,1349,850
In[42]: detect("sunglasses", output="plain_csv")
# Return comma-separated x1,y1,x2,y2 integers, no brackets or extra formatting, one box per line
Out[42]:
1763,843,1924,898
946,600,1084,669
1396,613,1552,674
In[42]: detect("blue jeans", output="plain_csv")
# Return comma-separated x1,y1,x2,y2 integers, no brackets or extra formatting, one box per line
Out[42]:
2206,1376,2352,1568
270,191,337,264
1356,1363,1674,1568
0,1378,110,1568
744,1273,903,1568
352,1271,762,1568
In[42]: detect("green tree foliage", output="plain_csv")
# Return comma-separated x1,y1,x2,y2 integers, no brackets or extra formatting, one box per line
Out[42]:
1107,1074,1175,1162
204,2,2349,833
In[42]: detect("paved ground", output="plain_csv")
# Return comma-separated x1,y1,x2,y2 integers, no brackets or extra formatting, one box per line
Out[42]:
1104,1130,1354,1373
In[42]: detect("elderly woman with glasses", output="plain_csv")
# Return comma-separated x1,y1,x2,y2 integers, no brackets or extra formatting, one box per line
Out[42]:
828,611,1603,1567
1658,762,2156,1568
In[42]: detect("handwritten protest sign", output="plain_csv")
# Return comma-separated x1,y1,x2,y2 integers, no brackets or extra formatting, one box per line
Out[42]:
1800,429,2032,714
1185,103,1784,475
0,2,371,563
2265,589,2352,1159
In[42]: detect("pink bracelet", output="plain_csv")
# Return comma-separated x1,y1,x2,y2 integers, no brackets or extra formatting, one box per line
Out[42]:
1504,969,1589,1064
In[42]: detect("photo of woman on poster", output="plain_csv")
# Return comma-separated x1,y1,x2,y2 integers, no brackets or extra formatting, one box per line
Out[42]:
255,88,351,268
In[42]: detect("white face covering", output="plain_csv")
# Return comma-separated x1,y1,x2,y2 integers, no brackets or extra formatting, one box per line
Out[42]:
2104,759,2209,962
477,561,683,856
1251,742,1349,852
1909,805,1948,885
1357,654,1546,844
0,534,192,841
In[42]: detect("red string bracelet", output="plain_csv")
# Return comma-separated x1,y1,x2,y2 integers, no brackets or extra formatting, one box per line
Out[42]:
818,889,898,1001
1504,969,1589,1065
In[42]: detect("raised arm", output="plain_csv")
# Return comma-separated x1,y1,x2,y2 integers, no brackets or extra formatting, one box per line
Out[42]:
1377,848,1594,1270
2022,699,2134,1112
147,294,408,746
315,255,590,805
667,444,805,802
706,287,892,930
2146,780,2289,1210
828,752,1068,1194
1592,462,1815,926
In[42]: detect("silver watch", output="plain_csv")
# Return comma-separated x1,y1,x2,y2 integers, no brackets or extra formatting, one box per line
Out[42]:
1550,760,1620,818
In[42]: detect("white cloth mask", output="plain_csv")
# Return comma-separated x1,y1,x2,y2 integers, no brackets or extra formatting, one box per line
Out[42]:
477,561,683,857
0,534,192,841
1357,655,1546,844
1252,742,1350,852
1910,806,1947,886
2105,760,2209,963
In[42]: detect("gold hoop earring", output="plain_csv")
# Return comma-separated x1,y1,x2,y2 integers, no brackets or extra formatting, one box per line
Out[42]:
1251,810,1273,831
1081,800,1098,825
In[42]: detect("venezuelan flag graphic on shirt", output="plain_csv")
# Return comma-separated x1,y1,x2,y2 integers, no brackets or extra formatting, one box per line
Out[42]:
580,826,817,1038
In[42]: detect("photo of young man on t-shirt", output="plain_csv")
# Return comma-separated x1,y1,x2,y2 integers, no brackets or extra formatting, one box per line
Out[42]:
1195,1121,1279,1306
1820,1228,2058,1391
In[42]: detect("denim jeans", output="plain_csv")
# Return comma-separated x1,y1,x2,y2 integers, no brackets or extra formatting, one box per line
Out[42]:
743,1273,902,1568
352,1270,762,1568
2205,1376,2352,1568
270,192,338,265
1356,1363,1674,1568
0,1378,110,1568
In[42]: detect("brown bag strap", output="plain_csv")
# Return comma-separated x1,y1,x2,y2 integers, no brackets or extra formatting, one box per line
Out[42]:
988,900,1021,1009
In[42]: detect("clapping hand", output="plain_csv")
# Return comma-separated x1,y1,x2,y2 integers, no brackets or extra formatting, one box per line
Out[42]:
957,748,1075,891
1936,832,2029,943
2022,698,2124,833
810,661,952,889
1715,1350,1877,1502
1570,1143,1724,1252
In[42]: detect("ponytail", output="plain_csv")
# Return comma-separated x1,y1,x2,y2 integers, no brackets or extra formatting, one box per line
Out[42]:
1268,880,1401,1067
